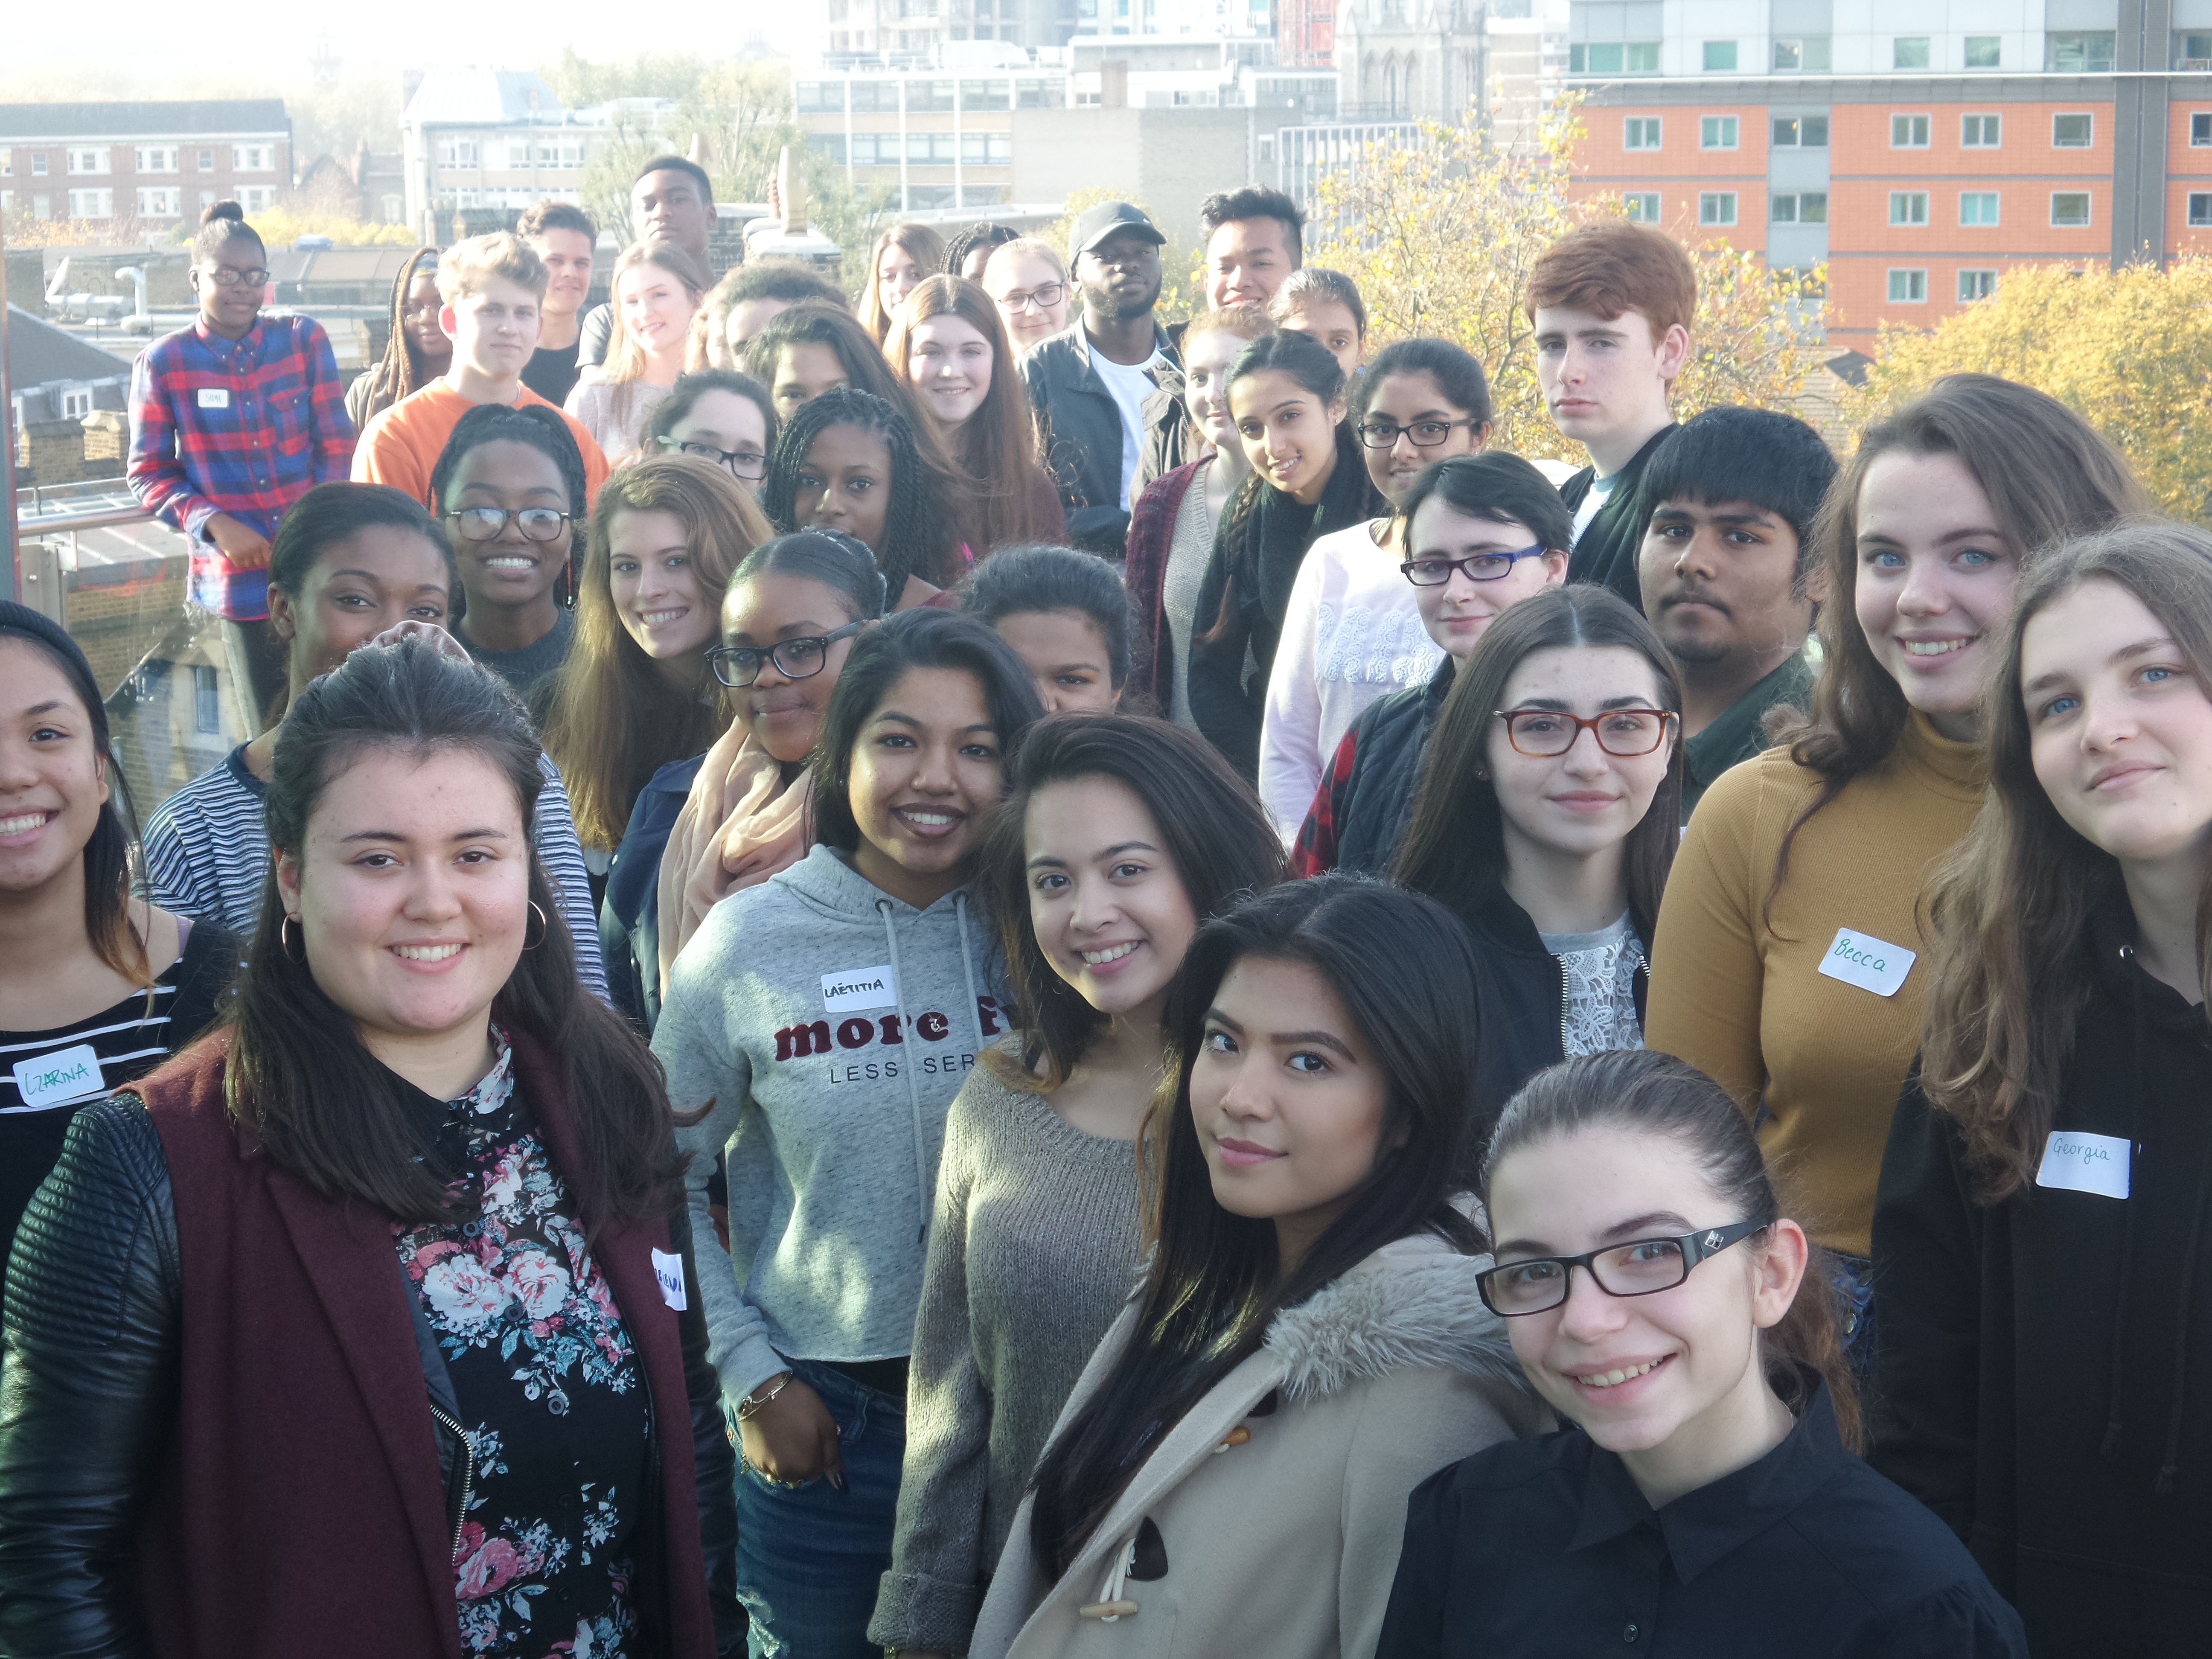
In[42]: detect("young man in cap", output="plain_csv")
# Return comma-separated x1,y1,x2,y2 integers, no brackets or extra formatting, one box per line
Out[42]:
576,157,719,369
1016,200,1182,557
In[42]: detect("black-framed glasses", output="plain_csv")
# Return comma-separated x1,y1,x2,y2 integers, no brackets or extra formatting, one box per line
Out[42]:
1400,545,1548,586
1495,707,1677,758
1357,417,1481,450
996,281,1065,314
445,506,572,543
1476,1217,1770,1317
201,265,269,288
707,620,868,688
658,434,768,482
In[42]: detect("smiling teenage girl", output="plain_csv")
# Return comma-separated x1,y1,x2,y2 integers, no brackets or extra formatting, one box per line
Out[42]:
872,714,1284,1659
1374,1050,2025,1659
1875,523,2212,1656
567,240,709,462
862,223,949,347
962,546,1137,714
1646,375,2148,1352
657,609,1043,1658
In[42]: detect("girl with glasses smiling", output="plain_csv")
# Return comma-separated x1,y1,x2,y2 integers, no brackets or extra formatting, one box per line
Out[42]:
1374,1049,2026,1659
641,369,780,493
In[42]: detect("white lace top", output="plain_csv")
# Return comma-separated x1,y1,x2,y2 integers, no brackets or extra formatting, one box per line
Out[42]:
1257,519,1445,837
1538,913,1645,1057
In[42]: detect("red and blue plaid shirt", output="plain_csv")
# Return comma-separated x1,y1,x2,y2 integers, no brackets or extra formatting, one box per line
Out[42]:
128,315,356,620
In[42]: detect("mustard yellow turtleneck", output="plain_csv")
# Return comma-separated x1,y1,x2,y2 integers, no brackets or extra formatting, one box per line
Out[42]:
1646,714,1985,1259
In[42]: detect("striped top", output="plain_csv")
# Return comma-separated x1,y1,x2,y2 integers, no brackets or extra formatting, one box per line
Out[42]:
142,745,609,1002
0,920,240,1269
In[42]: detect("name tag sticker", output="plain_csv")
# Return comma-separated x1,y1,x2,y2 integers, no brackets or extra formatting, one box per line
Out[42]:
195,386,231,409
2036,1131,2133,1201
651,1249,687,1310
9,1044,105,1113
1817,927,1917,998
822,965,897,1014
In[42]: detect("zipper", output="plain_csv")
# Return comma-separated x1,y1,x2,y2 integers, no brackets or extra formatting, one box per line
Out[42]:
429,1404,476,1563
1558,954,1571,1059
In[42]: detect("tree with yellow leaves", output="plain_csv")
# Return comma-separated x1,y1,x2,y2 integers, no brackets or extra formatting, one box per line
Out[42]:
1844,257,2212,520
1307,98,1825,457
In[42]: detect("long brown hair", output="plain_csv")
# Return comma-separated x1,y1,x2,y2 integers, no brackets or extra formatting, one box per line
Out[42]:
1481,1049,1862,1450
357,247,443,422
885,274,1058,555
1394,585,1683,946
1771,374,2148,896
859,221,946,345
540,456,770,850
225,634,682,1232
602,238,710,385
1920,521,2212,1202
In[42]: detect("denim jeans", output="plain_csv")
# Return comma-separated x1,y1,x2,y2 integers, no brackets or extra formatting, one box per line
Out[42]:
735,1357,906,1659
1834,1252,1876,1384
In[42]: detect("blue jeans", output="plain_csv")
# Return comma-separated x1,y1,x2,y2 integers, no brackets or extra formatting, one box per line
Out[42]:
736,1357,906,1659
1834,1252,1876,1384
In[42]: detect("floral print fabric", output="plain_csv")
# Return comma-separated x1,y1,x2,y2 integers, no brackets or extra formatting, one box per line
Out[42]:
396,1032,651,1658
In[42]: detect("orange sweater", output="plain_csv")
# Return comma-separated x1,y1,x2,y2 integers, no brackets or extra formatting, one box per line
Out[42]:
1645,714,1984,1258
350,381,610,506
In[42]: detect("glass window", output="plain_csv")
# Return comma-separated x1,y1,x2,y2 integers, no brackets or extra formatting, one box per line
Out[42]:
2052,191,2092,226
911,80,955,111
1773,38,1801,70
2194,112,2212,145
1803,36,1831,70
1962,114,2002,146
1965,35,2001,67
807,134,848,164
1772,192,1797,224
1625,117,1661,149
1891,191,1930,225
1894,36,1931,68
1887,268,1928,302
1016,78,1062,108
1773,116,1800,146
193,666,221,735
2181,33,2212,68
1624,191,1660,222
1703,40,1738,70
1960,191,1999,225
1625,41,1660,70
1802,115,1829,146
2047,33,2115,72
1699,191,1737,225
1700,115,1739,149
2053,113,2094,147
30,153,47,176
796,82,843,113
1892,113,1930,147
1959,269,1997,301
2189,192,2212,226
961,79,1012,108
1798,191,1828,224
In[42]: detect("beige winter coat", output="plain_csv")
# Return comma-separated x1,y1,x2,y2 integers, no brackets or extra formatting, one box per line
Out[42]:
967,1232,1549,1659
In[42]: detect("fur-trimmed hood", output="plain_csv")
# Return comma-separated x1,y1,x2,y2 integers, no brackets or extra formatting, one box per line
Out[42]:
1266,1231,1525,1405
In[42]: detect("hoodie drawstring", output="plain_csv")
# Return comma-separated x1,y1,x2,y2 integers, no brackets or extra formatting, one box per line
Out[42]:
877,899,934,1245
955,892,987,1052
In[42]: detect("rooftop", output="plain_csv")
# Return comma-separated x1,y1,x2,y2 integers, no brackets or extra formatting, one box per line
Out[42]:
0,100,289,139
7,304,134,389
401,68,569,127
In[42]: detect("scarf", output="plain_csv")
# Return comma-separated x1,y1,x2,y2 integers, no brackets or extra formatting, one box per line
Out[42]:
655,720,814,997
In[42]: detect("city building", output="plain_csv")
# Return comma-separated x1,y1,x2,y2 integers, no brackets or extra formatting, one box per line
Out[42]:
294,140,408,226
1566,2,2212,345
7,300,130,435
0,100,292,234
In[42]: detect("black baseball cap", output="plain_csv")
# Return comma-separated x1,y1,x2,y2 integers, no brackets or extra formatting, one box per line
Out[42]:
1069,201,1166,262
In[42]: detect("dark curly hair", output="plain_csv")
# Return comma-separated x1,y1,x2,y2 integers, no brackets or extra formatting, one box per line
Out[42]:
759,385,963,604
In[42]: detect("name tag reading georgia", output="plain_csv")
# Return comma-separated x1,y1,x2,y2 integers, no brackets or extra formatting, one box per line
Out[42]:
822,965,898,1014
1816,928,1917,998
2036,1130,2133,1201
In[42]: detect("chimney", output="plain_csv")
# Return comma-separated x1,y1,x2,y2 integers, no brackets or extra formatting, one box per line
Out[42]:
1103,59,1130,106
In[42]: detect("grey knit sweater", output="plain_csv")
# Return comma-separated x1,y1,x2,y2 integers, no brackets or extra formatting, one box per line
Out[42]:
868,1037,1144,1653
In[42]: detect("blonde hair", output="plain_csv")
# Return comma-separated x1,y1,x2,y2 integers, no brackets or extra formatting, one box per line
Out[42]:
984,236,1067,286
435,232,548,304
603,239,710,385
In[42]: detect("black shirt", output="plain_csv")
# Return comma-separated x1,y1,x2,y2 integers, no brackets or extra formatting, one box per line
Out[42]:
521,339,583,408
1559,424,1677,609
1377,1376,2027,1659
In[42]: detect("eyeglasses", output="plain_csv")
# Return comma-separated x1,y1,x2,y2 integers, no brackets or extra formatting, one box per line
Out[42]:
1494,707,1678,758
996,281,1066,314
1400,545,1549,586
445,506,573,543
707,620,868,688
1356,417,1481,449
201,266,269,289
658,435,768,482
1476,1217,1770,1317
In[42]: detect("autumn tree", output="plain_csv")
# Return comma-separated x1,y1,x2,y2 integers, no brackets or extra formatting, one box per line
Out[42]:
1307,99,1825,458
1843,257,2212,520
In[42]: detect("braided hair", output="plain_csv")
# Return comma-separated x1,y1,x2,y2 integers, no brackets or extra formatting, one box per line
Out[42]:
358,247,444,422
759,385,960,606
429,402,589,519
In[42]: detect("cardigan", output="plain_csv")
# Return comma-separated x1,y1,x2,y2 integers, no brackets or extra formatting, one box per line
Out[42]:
1123,459,1205,717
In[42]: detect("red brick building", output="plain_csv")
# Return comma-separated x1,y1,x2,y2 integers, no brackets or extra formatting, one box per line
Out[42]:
0,100,292,236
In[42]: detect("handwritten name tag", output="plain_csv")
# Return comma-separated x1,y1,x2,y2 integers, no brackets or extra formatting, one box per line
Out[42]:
195,387,231,410
2036,1130,2132,1201
9,1044,106,1114
651,1248,688,1310
822,964,897,1014
1816,928,1917,998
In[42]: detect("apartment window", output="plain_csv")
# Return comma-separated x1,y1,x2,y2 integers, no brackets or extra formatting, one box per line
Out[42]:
796,81,842,113
2189,192,2212,226
1959,269,1997,301
1258,134,1275,161
236,146,272,172
1624,117,1661,148
67,187,113,218
2048,32,2115,71
906,132,957,162
2195,113,2212,145
960,78,1012,109
192,666,221,735
2051,191,2092,226
1892,113,1930,147
30,152,47,176
1699,190,1738,225
960,131,1013,163
1887,268,1928,302
1769,36,1832,71
197,147,214,170
1771,191,1828,223
1771,114,1829,146
849,133,882,166
61,388,92,418
1623,191,1661,222
1962,113,2002,147
1891,191,1930,225
31,194,50,218
1965,35,2001,67
1894,36,1931,69
2053,113,2094,147
67,147,109,175
1960,191,1999,225
436,138,479,169
506,142,533,169
806,134,848,164
239,186,273,214
136,186,181,217
134,146,178,172
2181,33,2212,68
1569,41,1661,72
1016,77,1063,108
1703,40,1738,70
1700,115,1739,149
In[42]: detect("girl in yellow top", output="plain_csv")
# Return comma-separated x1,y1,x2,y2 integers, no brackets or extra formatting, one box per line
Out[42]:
1644,373,2146,1354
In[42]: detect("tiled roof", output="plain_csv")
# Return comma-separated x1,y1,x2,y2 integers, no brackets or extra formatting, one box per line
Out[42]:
6,304,132,387
0,100,290,139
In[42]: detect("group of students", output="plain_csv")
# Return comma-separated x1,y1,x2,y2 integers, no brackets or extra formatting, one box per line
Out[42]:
2,164,2200,1659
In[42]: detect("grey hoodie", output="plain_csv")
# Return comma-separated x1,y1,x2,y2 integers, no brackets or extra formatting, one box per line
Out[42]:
655,843,1010,1403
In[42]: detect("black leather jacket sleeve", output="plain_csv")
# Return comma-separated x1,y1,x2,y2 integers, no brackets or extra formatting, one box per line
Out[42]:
0,1097,181,1659
669,1197,743,1654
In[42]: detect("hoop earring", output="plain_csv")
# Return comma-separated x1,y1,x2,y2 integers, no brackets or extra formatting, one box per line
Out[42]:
280,914,306,963
522,901,548,951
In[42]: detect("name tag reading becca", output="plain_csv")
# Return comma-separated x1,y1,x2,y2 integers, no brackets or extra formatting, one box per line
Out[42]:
2036,1131,2133,1201
10,1044,106,1113
1817,928,1917,998
822,965,898,1014
651,1249,687,1310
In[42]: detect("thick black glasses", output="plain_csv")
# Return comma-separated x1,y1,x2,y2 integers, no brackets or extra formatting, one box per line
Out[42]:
445,507,572,543
1401,545,1548,586
1495,707,1676,758
997,281,1066,314
658,434,768,482
1357,417,1481,449
202,266,269,288
707,621,868,688
1476,1217,1770,1316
